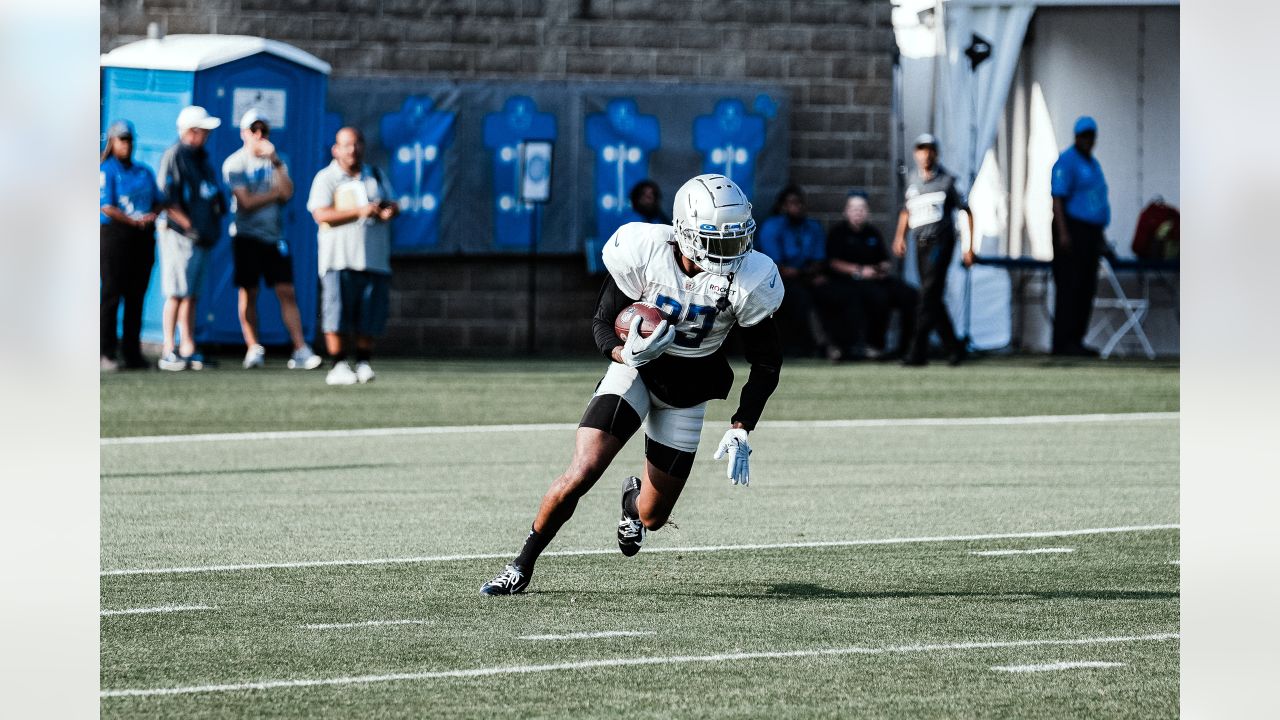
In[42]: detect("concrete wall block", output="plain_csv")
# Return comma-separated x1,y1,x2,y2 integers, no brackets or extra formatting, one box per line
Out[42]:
805,81,852,107
787,55,831,79
466,262,527,291
469,323,521,350
744,54,785,78
588,24,668,49
794,133,850,161
386,0,461,17
162,12,217,35
765,26,812,52
473,0,525,17
454,19,540,45
790,0,874,27
475,47,526,74
852,81,892,108
698,53,746,80
792,161,868,189
810,28,870,53
609,51,657,77
565,49,613,75
519,0,547,18
792,109,829,133
522,48,565,74
828,109,874,135
358,17,405,43
612,0,691,23
220,14,269,37
546,23,589,47
654,52,701,78
676,26,725,50
420,323,468,350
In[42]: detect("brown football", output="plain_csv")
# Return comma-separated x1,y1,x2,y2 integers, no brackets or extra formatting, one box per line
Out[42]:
615,302,665,341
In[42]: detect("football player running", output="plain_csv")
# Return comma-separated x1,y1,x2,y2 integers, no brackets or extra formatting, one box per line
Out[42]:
481,174,785,595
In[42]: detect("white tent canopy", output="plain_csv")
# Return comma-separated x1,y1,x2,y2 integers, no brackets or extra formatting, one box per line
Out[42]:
897,0,1179,351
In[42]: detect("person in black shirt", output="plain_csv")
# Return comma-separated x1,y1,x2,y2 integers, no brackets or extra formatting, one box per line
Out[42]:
826,192,918,358
893,134,974,366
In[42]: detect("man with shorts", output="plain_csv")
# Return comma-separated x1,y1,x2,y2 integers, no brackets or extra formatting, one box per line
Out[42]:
480,173,785,596
307,127,398,385
223,109,322,370
157,105,225,371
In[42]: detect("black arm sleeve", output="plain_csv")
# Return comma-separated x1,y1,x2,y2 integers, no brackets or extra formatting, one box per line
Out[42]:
591,274,634,361
731,315,784,431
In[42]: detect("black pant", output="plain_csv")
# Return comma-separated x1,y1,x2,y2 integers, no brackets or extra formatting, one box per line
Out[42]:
1051,216,1104,353
101,223,155,363
812,276,867,353
852,277,918,353
906,240,960,361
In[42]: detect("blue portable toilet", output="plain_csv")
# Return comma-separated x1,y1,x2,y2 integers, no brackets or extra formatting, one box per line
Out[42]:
101,35,330,349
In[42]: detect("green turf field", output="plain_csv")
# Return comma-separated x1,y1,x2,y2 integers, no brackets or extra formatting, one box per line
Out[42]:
101,357,1179,718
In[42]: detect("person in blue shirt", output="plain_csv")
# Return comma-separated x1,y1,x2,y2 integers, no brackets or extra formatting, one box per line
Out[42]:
756,184,847,358
100,120,161,371
1050,115,1110,356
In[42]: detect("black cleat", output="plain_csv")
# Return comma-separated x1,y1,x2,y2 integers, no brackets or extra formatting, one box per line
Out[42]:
480,564,530,596
618,475,646,557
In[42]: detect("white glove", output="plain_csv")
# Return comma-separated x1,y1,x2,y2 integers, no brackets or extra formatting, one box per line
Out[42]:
619,317,676,368
713,428,752,486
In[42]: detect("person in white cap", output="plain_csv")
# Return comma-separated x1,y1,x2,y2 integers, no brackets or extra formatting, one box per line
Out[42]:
156,105,225,371
222,109,322,370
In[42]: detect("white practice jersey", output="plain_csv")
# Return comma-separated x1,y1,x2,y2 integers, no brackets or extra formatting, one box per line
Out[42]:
603,222,784,358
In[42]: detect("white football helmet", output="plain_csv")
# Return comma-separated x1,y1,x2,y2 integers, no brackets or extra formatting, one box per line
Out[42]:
672,174,756,275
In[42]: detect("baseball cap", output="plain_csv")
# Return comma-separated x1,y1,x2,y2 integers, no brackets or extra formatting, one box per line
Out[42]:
1073,115,1098,135
176,105,222,133
106,119,135,139
914,133,939,149
239,108,269,131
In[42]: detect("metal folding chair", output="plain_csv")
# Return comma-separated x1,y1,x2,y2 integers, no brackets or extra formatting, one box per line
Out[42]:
1086,258,1155,359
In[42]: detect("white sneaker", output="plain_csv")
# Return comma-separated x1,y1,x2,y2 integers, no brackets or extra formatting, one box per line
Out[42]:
355,361,376,384
287,345,323,370
325,361,358,386
243,344,266,369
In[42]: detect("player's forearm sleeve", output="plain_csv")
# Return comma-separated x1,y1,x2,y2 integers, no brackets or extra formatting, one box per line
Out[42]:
732,316,784,431
592,275,631,360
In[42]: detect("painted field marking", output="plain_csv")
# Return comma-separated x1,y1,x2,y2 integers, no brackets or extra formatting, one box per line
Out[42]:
100,605,215,617
302,619,432,630
519,630,655,641
992,661,1128,673
100,411,1179,446
971,548,1075,557
101,523,1179,577
100,632,1178,699
1169,560,1180,565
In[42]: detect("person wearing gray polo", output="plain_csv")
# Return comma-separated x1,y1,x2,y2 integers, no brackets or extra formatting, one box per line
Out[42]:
306,127,399,385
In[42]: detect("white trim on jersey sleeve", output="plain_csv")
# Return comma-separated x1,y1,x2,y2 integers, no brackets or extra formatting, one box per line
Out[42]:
732,252,785,327
601,222,674,301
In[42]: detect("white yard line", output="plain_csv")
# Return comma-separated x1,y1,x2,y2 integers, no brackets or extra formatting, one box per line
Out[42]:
992,661,1128,673
100,632,1178,699
101,523,1179,577
970,548,1075,556
302,619,432,630
100,604,215,617
100,411,1179,446
519,630,656,641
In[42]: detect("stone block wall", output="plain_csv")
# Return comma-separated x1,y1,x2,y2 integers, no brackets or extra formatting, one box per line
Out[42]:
102,0,898,354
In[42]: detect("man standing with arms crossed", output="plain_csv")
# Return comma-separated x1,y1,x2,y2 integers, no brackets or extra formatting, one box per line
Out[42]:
223,109,322,370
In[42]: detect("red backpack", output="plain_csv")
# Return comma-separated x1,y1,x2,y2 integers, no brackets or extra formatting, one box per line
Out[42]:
1132,200,1179,259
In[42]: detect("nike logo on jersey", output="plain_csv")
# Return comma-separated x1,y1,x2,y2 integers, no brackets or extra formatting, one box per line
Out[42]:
769,273,778,289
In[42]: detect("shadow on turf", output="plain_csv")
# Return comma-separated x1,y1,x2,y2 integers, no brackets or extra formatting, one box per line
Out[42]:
100,462,400,479
558,583,1178,602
